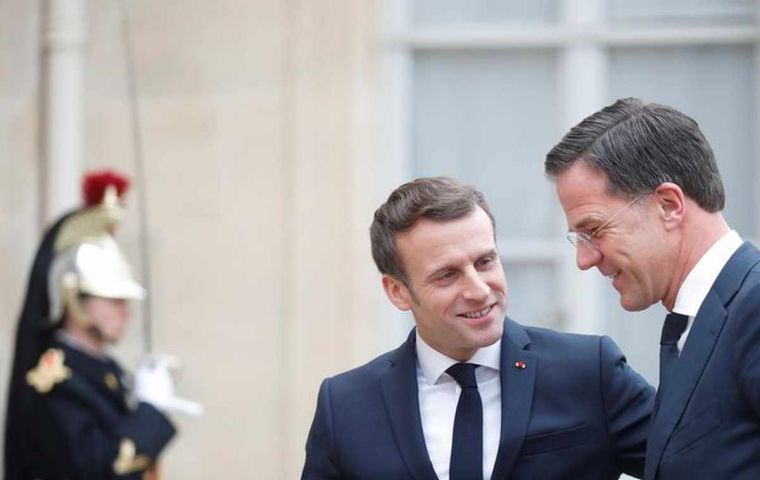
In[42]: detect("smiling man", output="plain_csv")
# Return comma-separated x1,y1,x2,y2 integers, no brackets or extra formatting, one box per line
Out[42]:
545,98,760,479
302,176,654,480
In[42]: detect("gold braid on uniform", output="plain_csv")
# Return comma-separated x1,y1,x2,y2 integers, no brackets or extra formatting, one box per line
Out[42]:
26,349,72,394
113,438,152,475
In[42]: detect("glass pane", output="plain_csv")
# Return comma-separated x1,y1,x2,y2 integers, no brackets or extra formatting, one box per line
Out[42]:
503,262,562,330
413,50,560,238
610,45,757,238
608,0,756,25
412,0,558,26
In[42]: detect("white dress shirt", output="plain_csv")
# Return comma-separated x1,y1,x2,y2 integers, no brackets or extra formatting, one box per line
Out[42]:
416,334,501,480
672,230,743,353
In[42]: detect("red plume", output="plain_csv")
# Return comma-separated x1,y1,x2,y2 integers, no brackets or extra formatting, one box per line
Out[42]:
81,170,131,206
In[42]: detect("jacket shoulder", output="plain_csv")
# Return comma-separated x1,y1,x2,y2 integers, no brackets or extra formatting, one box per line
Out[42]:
517,325,631,374
325,349,397,390
521,325,604,355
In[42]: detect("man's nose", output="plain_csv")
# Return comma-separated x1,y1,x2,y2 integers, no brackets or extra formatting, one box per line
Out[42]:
462,270,490,301
576,245,602,271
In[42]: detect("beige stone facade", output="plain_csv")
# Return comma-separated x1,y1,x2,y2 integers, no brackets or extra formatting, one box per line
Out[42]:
1,1,384,478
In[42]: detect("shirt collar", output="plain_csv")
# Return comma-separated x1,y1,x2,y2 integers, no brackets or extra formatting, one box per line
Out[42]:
673,230,743,317
54,329,111,362
415,332,501,386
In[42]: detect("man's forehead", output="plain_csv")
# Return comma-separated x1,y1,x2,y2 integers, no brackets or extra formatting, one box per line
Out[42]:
556,164,627,210
556,162,609,197
395,210,496,261
399,207,490,237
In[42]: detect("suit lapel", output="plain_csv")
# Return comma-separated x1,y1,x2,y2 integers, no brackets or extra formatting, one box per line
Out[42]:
644,291,726,479
645,242,760,479
491,318,537,479
380,330,438,480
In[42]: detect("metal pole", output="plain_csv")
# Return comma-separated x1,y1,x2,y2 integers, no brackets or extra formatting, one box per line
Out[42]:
117,0,154,354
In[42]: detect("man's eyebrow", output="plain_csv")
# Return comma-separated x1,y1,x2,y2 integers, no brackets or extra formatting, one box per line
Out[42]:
424,264,453,282
569,215,600,233
479,248,498,259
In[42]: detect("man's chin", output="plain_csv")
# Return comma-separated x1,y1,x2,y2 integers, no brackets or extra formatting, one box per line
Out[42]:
487,307,506,329
619,295,649,312
476,321,504,346
99,330,124,344
481,334,502,347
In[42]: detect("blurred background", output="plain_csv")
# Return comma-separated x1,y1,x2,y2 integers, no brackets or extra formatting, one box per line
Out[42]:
1,0,758,478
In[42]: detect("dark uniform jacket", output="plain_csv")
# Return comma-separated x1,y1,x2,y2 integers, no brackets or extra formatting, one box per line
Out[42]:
21,338,175,480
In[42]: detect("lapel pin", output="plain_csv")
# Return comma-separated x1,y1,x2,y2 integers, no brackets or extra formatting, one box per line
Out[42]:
514,361,526,370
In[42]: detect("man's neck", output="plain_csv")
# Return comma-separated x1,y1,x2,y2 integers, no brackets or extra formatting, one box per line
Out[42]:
663,210,730,311
61,322,107,357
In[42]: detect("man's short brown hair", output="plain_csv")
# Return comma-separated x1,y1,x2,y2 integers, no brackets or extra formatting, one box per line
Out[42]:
370,177,495,285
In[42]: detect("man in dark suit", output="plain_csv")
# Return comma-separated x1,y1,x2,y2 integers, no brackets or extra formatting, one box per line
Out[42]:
302,176,654,480
546,97,760,479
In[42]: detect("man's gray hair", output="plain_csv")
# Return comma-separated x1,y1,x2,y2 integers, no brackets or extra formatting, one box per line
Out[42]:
545,97,725,212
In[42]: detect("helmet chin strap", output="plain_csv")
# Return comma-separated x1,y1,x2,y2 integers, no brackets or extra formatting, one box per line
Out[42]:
61,272,106,342
86,324,107,343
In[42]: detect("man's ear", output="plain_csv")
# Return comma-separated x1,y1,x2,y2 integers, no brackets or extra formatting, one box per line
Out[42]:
653,182,685,229
382,274,413,311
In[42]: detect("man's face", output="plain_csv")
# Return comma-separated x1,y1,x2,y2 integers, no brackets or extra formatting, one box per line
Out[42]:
383,206,507,361
555,161,675,311
81,296,131,343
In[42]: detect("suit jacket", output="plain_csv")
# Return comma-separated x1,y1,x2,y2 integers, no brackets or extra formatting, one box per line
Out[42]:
20,339,175,480
302,317,654,480
645,242,760,479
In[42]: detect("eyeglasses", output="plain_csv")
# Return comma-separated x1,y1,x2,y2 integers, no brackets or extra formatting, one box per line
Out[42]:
566,194,645,250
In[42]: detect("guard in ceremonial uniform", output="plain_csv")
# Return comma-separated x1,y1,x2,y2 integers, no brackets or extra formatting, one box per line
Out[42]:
5,171,198,480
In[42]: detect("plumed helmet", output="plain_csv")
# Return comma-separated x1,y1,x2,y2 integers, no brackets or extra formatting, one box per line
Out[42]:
48,235,146,322
45,171,144,322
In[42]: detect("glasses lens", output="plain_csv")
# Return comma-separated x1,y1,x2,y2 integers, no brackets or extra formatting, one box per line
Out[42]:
566,232,579,247
566,232,595,250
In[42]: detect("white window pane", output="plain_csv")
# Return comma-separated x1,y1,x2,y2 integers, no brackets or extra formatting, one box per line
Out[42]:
413,50,559,238
608,0,756,24
412,0,557,26
609,45,757,237
503,263,562,330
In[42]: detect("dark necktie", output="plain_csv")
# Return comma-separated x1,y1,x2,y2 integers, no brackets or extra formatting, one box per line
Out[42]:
656,313,689,413
446,363,483,480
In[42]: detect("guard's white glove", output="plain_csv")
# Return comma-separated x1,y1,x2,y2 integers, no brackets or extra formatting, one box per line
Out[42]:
134,355,203,417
